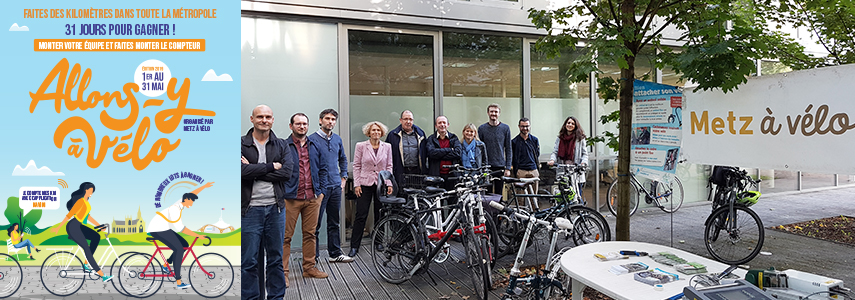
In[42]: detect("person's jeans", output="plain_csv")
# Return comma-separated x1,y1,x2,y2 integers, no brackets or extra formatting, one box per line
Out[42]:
14,240,35,254
316,186,343,258
241,205,285,300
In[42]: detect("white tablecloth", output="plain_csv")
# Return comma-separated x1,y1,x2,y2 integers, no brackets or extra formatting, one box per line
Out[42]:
560,241,746,300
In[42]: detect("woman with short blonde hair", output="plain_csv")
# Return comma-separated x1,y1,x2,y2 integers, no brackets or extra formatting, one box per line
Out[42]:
349,121,393,257
362,121,388,137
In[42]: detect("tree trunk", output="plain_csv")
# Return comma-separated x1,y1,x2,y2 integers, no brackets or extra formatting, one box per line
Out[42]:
616,0,637,241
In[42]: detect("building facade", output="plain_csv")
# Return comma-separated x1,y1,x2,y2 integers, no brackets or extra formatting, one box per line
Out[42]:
112,207,145,235
241,0,854,246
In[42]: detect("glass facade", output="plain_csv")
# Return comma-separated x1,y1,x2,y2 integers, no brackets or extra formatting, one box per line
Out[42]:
442,33,522,134
348,30,435,154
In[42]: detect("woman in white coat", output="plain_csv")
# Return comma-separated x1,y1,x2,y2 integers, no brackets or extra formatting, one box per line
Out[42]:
547,116,589,189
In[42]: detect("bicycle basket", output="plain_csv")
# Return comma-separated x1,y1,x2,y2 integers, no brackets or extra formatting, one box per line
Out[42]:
402,174,427,189
736,191,760,207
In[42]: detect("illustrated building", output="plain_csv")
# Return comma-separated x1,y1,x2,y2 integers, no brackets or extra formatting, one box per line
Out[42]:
198,208,234,233
112,207,146,234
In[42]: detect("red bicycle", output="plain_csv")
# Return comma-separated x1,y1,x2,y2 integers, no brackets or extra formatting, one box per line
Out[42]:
117,236,233,298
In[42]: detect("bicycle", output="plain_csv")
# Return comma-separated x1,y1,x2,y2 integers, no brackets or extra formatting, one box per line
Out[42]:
489,201,574,300
372,170,492,300
497,164,611,256
403,165,501,266
39,224,137,297
704,166,764,265
117,236,234,298
606,170,684,217
0,253,22,298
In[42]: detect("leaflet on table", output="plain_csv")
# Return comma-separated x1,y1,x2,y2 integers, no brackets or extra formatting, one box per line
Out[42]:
630,80,683,182
634,268,681,285
609,262,649,275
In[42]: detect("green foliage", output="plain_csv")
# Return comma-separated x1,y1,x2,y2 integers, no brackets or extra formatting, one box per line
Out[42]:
4,197,42,235
757,0,855,67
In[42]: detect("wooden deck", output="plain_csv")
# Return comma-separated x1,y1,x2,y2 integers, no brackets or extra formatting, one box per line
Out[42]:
284,240,561,300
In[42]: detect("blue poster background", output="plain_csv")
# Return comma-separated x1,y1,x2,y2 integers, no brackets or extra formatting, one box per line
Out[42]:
630,80,682,181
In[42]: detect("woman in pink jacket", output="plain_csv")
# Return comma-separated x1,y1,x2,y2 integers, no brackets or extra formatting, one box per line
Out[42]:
349,121,394,257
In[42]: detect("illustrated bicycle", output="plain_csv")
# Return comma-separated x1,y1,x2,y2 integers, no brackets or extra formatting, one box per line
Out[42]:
704,166,764,265
0,253,22,298
117,236,234,298
497,164,610,256
606,171,684,217
39,224,137,297
372,170,492,300
490,201,574,300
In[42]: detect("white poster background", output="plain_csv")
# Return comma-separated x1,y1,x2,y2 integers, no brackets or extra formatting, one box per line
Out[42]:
683,64,855,174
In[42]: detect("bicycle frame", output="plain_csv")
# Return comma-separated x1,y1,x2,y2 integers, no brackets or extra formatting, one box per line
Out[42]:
629,173,673,207
138,237,209,279
54,227,120,278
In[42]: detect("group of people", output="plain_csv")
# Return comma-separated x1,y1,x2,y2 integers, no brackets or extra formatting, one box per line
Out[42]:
240,103,590,300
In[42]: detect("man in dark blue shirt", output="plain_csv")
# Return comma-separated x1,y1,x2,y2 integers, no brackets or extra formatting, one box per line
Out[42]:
307,109,354,264
511,117,540,193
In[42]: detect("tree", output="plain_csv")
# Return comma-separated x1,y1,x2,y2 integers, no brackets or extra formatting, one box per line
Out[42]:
4,197,43,234
529,0,809,240
759,0,855,67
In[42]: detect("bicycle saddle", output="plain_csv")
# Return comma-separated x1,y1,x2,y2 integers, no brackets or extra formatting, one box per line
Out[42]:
145,237,156,242
424,186,446,194
424,176,445,185
403,188,425,194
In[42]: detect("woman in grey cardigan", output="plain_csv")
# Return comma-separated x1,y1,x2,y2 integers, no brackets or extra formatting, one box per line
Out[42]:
547,116,589,185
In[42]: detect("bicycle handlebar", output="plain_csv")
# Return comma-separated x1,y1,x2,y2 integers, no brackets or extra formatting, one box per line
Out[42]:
202,236,212,247
488,202,572,230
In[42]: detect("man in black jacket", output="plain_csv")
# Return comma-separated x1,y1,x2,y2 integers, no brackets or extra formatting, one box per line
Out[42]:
240,105,292,300
386,110,427,189
424,116,463,188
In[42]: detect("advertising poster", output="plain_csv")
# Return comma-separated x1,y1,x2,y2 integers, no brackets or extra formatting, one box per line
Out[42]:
630,80,682,182
0,2,238,298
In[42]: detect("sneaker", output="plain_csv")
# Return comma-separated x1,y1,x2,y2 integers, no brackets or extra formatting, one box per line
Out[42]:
83,264,92,272
161,266,170,275
101,275,114,283
330,255,354,263
177,282,191,289
302,267,329,279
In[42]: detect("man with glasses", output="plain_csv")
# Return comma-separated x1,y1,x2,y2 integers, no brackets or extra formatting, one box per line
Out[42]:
512,117,540,193
386,110,427,189
308,109,353,263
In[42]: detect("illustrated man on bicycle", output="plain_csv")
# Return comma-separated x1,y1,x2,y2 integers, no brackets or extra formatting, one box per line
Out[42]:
147,181,213,289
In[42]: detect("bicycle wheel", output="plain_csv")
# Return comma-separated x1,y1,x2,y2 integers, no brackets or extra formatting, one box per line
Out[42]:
111,252,140,297
40,251,84,297
495,213,519,257
657,177,685,213
607,180,639,217
463,225,489,300
0,253,22,298
189,253,234,298
482,212,500,267
118,253,164,298
563,206,611,244
704,205,765,265
371,215,419,284
479,235,494,290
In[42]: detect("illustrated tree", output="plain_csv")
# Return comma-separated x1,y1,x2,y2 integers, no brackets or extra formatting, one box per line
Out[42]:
4,197,43,235
528,0,815,240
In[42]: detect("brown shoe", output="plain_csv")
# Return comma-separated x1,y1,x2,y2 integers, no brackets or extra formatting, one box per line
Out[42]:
302,267,329,279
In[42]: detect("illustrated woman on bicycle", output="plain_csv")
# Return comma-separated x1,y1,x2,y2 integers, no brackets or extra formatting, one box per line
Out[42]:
146,181,213,289
51,182,113,282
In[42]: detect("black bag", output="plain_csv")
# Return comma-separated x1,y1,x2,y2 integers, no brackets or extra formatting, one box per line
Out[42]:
709,166,738,186
344,177,358,200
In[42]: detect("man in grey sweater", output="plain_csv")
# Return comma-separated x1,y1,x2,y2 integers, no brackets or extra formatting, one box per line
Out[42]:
478,103,512,194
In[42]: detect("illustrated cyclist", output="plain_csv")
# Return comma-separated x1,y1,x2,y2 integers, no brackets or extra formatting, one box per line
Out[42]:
146,181,213,289
51,182,113,282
